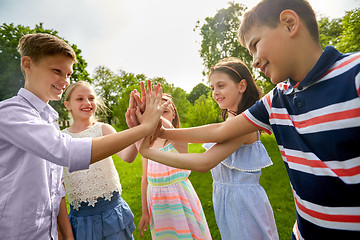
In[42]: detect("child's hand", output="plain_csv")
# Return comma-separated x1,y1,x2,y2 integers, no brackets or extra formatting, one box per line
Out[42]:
135,84,169,132
139,134,152,156
161,116,174,129
139,213,150,238
133,80,153,114
125,90,140,128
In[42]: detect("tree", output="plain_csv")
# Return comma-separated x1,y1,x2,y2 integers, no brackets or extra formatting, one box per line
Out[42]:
194,2,251,73
169,87,192,126
318,16,342,49
187,83,210,104
336,8,360,53
185,92,222,127
0,23,90,120
91,67,185,129
92,66,121,124
194,2,274,94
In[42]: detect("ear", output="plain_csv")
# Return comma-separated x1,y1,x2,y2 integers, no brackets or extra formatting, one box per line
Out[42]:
64,101,71,111
21,56,32,73
238,79,247,93
279,10,300,37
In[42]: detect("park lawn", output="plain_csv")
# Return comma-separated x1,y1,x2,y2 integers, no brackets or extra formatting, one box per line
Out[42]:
66,134,295,239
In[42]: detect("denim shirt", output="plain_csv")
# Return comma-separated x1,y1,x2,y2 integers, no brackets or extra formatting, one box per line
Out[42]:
0,88,91,239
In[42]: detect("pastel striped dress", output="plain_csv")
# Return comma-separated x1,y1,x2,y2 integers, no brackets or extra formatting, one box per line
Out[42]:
147,143,212,240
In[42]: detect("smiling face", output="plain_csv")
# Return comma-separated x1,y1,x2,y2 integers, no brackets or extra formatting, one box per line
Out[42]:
23,54,74,103
210,72,245,113
64,84,97,121
244,24,295,85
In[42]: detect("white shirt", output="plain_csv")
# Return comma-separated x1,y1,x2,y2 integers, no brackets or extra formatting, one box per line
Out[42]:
0,88,92,239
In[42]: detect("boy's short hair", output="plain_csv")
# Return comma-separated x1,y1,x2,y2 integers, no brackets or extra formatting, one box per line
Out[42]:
17,33,77,64
238,0,319,46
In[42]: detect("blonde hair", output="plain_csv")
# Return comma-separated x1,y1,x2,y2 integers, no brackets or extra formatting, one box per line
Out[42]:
64,81,107,122
17,33,77,77
162,94,180,128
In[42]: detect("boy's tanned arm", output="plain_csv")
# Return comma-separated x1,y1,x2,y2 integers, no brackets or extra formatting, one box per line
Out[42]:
160,113,259,143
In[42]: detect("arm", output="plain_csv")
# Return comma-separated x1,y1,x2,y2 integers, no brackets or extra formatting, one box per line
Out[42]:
101,124,138,163
90,85,169,164
57,197,74,240
139,157,150,237
161,117,188,154
160,113,260,144
140,133,253,173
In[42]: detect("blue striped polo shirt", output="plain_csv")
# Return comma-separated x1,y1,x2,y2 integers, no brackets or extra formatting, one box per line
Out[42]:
243,46,360,239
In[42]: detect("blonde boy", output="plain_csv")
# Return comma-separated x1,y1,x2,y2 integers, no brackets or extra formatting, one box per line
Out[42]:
0,33,166,239
158,0,360,239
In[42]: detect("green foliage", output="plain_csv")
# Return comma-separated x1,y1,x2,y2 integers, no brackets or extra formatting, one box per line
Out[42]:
194,2,250,73
92,66,123,124
187,83,210,104
168,87,192,127
256,79,275,97
91,67,192,128
194,2,274,94
0,22,90,120
318,16,342,49
336,8,360,53
184,92,222,127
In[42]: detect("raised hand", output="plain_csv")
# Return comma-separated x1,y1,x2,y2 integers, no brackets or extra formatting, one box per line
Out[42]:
125,90,140,128
135,83,170,134
134,80,162,114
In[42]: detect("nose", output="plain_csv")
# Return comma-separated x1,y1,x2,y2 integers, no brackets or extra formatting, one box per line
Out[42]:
212,88,219,98
60,74,70,87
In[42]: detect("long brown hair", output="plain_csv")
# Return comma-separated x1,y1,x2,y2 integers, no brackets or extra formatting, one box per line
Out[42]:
209,57,261,120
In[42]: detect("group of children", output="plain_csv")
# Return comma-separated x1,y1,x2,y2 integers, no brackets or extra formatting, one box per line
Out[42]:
0,0,359,239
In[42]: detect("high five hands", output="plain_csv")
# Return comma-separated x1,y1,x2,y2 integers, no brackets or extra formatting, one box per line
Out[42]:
126,80,167,148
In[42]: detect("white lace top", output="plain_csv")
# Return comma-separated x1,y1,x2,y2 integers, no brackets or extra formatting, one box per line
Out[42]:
62,122,122,210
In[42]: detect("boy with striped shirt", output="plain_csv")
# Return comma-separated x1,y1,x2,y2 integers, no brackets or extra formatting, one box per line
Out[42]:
158,0,360,239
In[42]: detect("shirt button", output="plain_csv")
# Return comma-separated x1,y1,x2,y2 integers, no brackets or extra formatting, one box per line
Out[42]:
296,101,303,108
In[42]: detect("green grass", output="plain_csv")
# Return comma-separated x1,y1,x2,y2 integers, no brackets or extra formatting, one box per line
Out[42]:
66,134,295,239
259,134,296,240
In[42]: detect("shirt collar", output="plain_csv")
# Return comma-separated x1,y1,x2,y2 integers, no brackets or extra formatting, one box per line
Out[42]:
284,46,341,95
18,88,59,121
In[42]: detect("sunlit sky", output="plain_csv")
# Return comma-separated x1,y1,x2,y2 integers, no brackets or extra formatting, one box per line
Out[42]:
1,0,359,92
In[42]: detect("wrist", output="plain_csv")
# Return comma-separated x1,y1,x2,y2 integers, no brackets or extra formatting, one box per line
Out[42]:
159,127,167,138
141,122,155,135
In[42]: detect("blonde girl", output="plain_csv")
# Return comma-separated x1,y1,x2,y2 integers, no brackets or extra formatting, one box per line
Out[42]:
63,81,137,240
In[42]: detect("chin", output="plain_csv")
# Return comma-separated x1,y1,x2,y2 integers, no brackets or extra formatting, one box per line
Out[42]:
52,95,62,101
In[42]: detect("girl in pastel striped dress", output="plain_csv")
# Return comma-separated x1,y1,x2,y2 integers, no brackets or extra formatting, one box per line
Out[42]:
138,94,212,240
